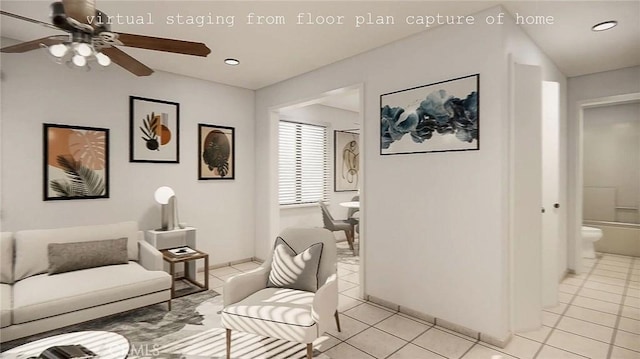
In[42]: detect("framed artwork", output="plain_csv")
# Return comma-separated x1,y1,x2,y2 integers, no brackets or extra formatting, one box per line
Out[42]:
129,96,180,163
43,123,109,201
198,124,235,180
334,130,359,192
380,73,479,155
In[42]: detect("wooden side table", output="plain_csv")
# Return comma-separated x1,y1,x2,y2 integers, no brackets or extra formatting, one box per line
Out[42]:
161,248,209,299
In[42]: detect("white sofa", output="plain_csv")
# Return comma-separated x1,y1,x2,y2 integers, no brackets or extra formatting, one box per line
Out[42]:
0,222,172,342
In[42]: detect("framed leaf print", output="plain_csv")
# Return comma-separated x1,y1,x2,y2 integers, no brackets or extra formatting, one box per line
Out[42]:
129,96,180,163
43,123,109,201
198,124,235,180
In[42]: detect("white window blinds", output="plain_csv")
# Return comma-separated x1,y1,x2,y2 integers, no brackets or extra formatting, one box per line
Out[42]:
278,120,329,205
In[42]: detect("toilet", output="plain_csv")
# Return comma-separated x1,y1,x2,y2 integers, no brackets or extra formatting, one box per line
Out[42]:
582,226,603,258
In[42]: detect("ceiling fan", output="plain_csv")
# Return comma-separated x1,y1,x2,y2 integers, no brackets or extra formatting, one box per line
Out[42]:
0,0,211,76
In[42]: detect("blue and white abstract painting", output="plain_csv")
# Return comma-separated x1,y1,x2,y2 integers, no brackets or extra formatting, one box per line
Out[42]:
380,74,479,155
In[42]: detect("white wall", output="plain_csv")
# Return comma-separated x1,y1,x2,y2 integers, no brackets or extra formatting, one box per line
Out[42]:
255,6,523,339
583,103,640,224
279,105,360,234
0,43,256,266
567,66,640,270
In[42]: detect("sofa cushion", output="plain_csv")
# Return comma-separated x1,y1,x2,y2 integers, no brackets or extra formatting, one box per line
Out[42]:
1,283,11,328
222,287,317,343
1,232,13,284
267,237,323,292
48,238,129,274
12,261,170,324
14,221,139,281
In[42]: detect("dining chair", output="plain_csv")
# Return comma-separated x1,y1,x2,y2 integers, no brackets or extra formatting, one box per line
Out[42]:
347,195,360,221
222,227,340,359
319,201,355,252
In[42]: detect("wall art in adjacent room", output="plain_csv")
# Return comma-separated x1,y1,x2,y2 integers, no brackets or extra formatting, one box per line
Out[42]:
334,130,359,192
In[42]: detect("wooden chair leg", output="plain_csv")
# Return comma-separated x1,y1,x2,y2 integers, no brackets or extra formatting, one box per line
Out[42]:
306,343,313,359
167,300,171,311
226,329,231,358
334,311,342,332
344,230,354,250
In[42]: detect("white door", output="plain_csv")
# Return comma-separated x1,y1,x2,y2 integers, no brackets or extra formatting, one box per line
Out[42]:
542,81,560,308
511,63,543,332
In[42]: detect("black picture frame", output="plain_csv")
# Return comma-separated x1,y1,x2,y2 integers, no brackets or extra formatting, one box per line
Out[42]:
43,123,110,201
198,124,235,180
380,73,480,155
129,96,180,163
334,130,360,192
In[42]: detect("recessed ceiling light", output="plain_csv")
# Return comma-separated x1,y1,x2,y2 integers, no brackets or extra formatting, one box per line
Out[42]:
224,58,240,66
592,20,617,32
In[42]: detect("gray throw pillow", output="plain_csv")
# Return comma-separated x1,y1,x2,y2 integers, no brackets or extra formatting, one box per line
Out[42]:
48,238,129,275
267,237,323,292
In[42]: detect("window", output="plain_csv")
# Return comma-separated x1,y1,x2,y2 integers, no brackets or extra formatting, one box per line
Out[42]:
278,120,329,206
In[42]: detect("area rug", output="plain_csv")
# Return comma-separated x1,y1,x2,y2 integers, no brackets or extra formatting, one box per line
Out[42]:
1,290,222,352
2,289,332,359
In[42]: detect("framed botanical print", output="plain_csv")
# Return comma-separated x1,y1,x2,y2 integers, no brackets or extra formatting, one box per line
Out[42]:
43,123,109,200
198,124,235,180
130,96,180,163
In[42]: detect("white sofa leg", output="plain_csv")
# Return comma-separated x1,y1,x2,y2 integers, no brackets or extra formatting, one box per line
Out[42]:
306,343,313,359
226,329,231,358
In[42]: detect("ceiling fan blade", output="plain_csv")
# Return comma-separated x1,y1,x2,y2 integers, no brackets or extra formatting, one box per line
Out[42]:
0,36,67,53
100,47,153,76
62,0,95,24
0,10,61,31
116,33,211,57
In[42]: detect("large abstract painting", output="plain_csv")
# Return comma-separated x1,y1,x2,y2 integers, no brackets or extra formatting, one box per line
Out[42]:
380,74,479,155
198,124,235,180
44,123,109,201
130,96,180,163
334,130,359,192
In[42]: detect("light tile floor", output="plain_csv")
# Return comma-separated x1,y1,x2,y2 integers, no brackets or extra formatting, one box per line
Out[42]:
201,248,640,359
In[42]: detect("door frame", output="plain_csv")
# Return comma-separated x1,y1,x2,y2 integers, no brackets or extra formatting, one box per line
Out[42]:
570,92,640,273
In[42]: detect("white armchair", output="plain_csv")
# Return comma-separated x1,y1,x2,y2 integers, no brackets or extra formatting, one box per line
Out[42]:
222,227,341,359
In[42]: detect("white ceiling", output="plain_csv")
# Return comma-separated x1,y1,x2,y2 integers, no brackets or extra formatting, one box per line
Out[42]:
1,1,639,90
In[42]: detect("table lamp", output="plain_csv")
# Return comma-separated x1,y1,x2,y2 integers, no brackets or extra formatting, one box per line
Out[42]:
154,186,179,231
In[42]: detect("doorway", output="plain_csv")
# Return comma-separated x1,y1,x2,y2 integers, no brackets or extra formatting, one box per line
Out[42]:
572,93,640,273
268,84,366,298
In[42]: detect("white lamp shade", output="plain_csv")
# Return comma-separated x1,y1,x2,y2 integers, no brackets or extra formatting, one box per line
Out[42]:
95,52,111,66
154,186,175,204
75,42,92,56
49,44,68,58
72,54,87,67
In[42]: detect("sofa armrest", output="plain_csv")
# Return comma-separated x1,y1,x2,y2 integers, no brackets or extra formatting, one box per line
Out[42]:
138,240,164,271
312,273,338,324
223,266,270,307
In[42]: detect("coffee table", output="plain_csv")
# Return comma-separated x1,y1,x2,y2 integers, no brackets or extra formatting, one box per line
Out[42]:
1,331,129,359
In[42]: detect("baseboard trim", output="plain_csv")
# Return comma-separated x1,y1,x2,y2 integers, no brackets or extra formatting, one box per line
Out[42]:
367,295,511,348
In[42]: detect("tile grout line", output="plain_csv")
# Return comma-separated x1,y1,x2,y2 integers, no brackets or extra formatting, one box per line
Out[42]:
381,326,438,359
606,257,637,359
531,254,601,359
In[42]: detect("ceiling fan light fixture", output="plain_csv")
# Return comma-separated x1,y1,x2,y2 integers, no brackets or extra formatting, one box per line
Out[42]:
75,42,92,56
592,20,617,31
224,58,240,66
72,54,87,67
95,52,111,66
49,43,68,58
